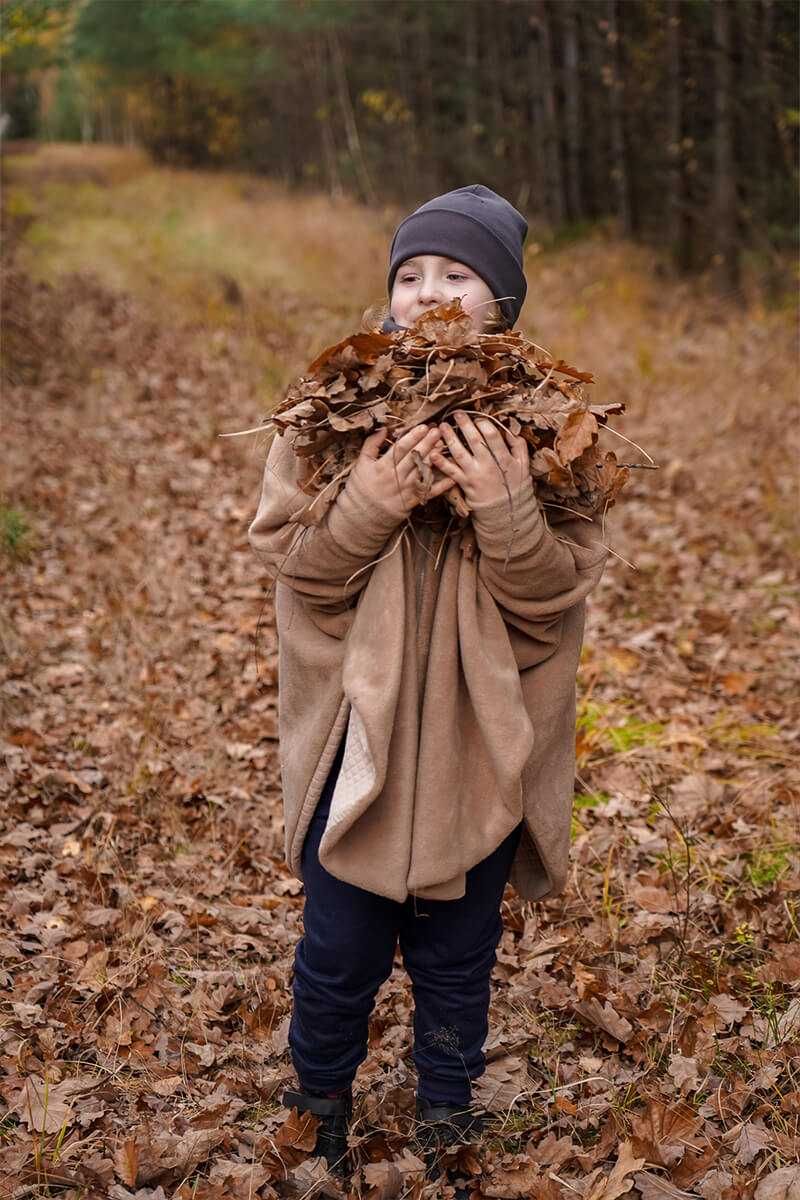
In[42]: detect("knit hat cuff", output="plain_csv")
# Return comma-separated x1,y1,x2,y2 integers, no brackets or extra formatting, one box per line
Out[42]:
387,209,527,327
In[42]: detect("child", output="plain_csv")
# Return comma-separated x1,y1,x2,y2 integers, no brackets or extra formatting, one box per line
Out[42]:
248,185,609,1182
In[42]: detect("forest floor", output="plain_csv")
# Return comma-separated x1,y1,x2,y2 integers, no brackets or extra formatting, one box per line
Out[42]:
1,142,799,1200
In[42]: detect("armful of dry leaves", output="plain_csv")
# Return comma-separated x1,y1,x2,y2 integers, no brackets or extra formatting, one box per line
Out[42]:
255,297,652,546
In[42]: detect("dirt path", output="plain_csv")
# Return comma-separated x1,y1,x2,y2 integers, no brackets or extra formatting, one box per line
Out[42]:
1,145,799,1198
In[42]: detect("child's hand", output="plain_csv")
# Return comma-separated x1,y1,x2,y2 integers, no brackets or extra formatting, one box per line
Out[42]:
431,411,530,509
350,425,456,522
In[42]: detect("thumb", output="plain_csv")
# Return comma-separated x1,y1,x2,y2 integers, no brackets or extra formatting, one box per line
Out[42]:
361,427,389,460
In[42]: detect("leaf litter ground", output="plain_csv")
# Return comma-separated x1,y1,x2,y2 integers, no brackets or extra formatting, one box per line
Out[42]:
1,149,799,1200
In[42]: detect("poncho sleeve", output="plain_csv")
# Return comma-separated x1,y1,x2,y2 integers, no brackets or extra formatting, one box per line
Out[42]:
248,430,404,616
470,478,609,666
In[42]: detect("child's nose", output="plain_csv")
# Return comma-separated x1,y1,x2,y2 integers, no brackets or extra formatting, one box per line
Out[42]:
418,279,445,304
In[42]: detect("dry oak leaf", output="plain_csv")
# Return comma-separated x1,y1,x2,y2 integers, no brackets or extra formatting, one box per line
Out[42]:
109,1188,169,1200
132,1129,226,1185
630,1099,704,1168
362,1151,426,1199
527,1132,577,1168
667,1053,701,1093
482,1160,550,1198
83,905,122,928
697,1170,737,1200
554,409,598,465
708,993,749,1026
732,1121,772,1166
671,1142,720,1190
276,1104,320,1161
583,1141,646,1200
755,1165,800,1200
472,1052,529,1109
290,1154,346,1198
207,1159,273,1195
13,1076,74,1133
630,886,678,914
632,1172,689,1199
115,1137,139,1187
763,941,800,984
573,998,633,1043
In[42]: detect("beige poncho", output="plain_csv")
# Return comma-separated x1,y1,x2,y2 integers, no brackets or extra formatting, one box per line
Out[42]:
248,429,609,903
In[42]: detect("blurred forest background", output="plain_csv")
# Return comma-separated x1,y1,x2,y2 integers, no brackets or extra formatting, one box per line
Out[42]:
2,2,800,1198
3,0,798,293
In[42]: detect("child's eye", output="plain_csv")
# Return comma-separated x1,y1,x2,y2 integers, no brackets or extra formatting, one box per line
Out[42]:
397,271,467,284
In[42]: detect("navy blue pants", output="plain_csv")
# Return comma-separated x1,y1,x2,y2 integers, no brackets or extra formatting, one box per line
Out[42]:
289,730,523,1106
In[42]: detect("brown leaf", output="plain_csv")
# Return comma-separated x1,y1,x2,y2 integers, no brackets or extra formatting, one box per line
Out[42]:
536,358,596,383
633,1171,688,1199
276,1105,320,1159
289,1155,345,1197
115,1138,139,1187
630,1100,704,1168
708,993,749,1027
668,1053,701,1093
306,330,395,375
410,449,434,502
362,1152,424,1200
13,1077,74,1133
584,1141,646,1200
530,446,575,488
207,1159,272,1195
482,1161,549,1198
83,905,122,928
573,998,633,1043
733,1121,772,1166
528,1133,576,1167
754,1165,800,1200
328,408,375,432
554,409,598,465
472,1053,529,1110
171,1129,226,1174
719,671,757,695
630,885,678,914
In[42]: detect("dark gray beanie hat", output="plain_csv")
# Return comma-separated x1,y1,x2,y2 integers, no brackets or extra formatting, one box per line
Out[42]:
386,184,528,328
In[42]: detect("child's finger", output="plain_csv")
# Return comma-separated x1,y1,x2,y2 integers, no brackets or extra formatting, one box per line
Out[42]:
500,423,524,449
416,427,444,453
360,427,389,459
428,476,457,498
475,417,511,458
392,424,432,464
429,449,465,481
437,423,472,466
452,410,489,455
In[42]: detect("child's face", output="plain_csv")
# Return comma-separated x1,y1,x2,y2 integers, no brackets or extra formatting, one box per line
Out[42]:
390,254,499,332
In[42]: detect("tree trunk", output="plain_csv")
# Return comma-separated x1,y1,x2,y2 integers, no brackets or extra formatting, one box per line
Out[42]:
486,1,505,171
312,33,343,200
753,0,771,215
328,27,376,206
584,8,607,219
464,0,481,178
605,0,631,235
527,12,548,220
387,3,419,199
711,0,740,295
666,0,690,270
416,2,438,193
563,1,583,222
536,0,565,227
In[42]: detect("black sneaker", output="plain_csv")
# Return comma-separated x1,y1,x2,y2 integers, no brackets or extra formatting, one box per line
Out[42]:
413,1097,487,1193
282,1087,353,1178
